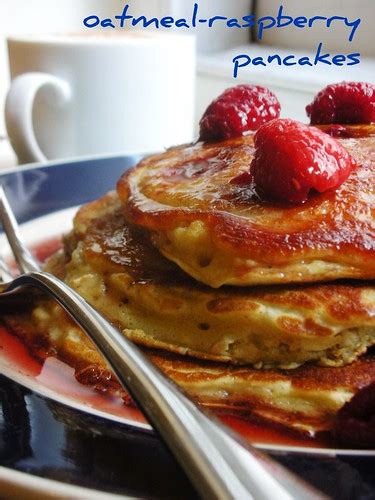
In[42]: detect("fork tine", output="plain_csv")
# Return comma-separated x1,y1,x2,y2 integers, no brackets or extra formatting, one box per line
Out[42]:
0,185,40,274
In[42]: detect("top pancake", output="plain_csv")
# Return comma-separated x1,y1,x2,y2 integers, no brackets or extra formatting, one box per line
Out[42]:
118,125,375,287
61,191,375,368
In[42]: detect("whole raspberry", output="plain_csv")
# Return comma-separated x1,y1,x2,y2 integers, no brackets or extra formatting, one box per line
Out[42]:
306,81,375,125
199,85,280,142
251,118,356,204
333,382,375,448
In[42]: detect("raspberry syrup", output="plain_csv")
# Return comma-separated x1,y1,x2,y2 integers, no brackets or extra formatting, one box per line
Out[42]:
0,238,332,449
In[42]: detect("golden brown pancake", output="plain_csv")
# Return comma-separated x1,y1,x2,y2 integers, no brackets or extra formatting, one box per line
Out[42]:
117,125,375,288
5,308,375,437
41,191,375,368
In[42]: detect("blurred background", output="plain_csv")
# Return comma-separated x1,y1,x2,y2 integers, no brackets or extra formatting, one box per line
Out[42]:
0,0,374,167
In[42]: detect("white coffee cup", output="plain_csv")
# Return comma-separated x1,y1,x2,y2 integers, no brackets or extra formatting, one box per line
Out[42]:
5,32,196,164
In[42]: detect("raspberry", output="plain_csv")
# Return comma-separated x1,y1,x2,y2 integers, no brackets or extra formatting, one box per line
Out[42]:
251,118,356,204
333,382,375,448
306,81,375,125
199,85,280,142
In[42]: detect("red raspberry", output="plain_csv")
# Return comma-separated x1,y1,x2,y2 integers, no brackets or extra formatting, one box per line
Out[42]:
251,118,356,204
199,85,280,142
306,81,375,125
333,382,375,448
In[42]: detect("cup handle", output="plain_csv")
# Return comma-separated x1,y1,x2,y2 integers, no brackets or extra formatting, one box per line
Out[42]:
5,72,71,164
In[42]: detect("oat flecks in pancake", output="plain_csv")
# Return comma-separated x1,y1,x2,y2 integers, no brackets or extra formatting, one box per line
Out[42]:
52,192,375,368
5,310,375,437
117,126,375,287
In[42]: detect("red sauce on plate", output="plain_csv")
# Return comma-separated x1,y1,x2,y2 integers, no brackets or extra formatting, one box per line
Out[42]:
0,323,42,377
32,237,64,262
1,320,333,447
0,237,336,449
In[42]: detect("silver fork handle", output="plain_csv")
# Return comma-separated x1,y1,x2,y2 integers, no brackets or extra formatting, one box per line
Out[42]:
3,271,325,500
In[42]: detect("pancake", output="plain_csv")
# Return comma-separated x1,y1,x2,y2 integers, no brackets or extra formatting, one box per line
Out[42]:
44,191,375,368
117,125,375,288
5,306,375,437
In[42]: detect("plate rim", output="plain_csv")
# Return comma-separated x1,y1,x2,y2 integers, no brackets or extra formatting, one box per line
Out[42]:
0,150,151,176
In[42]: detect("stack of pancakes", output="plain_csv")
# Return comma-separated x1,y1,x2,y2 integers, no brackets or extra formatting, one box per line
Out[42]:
10,124,375,439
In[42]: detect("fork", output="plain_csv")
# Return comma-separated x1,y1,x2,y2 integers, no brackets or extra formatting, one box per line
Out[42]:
0,185,326,500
